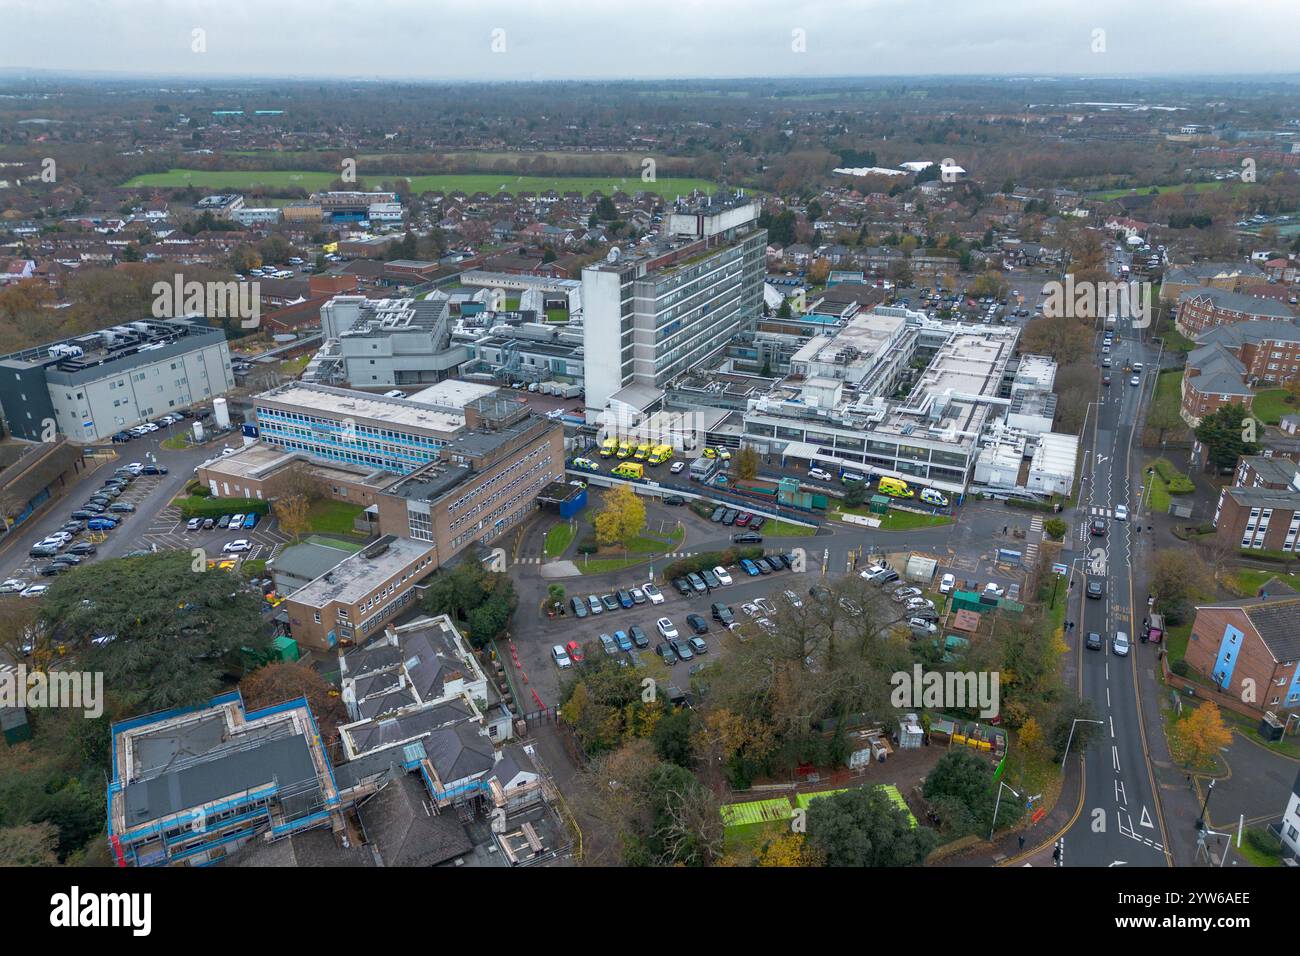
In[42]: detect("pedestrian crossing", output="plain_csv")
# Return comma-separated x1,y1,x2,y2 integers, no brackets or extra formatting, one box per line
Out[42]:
1023,515,1043,565
1089,506,1116,519
515,557,542,565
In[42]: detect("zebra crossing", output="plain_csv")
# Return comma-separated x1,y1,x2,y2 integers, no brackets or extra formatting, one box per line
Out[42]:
1089,506,1117,519
1023,515,1043,566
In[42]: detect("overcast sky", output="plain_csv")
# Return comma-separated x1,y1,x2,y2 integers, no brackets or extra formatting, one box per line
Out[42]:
2,0,1297,81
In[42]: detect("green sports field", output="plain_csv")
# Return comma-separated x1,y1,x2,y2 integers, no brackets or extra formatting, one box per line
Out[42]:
122,168,718,199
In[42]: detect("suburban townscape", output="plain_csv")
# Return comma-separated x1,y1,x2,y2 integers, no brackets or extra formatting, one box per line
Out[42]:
0,1,1294,924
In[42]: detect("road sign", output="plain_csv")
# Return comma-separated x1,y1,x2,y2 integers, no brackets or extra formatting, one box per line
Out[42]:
1052,563,1068,576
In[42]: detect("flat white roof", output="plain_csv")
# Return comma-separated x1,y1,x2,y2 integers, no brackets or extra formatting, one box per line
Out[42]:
257,383,465,434
406,380,499,409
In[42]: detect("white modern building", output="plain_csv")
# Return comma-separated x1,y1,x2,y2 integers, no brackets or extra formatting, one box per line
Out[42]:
582,193,766,422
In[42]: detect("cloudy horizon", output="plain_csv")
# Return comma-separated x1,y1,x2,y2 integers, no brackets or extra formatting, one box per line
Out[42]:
0,0,1297,82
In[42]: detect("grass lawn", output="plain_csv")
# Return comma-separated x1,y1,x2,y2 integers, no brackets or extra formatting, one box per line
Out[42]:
1235,829,1285,867
875,510,954,531
1219,707,1300,761
123,169,718,200
544,523,575,559
278,354,311,378
1086,181,1243,201
760,518,819,537
1249,388,1297,426
161,435,189,451
1146,472,1172,513
1222,566,1300,597
1164,620,1192,668
306,500,366,536
1157,328,1197,353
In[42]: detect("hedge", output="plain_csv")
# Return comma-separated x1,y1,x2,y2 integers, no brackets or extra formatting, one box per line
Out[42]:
664,546,765,580
1151,458,1195,495
175,496,271,519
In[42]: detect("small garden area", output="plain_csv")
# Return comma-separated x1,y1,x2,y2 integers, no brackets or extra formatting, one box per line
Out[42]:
1249,387,1298,426
305,500,366,536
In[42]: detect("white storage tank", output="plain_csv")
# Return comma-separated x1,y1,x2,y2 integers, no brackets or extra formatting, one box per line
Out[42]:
213,397,231,429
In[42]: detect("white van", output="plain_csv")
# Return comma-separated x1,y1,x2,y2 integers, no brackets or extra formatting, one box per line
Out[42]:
920,488,949,507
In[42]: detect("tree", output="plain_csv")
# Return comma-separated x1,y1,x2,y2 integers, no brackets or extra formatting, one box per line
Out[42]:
807,258,831,286
776,297,793,319
1050,698,1103,761
594,484,646,549
922,749,1021,837
842,479,868,508
39,553,267,713
0,823,59,866
757,833,821,867
1169,702,1233,768
240,661,348,745
1021,314,1092,364
1150,548,1213,616
1043,518,1067,541
1195,403,1261,473
805,786,938,866
734,445,760,481
272,494,311,541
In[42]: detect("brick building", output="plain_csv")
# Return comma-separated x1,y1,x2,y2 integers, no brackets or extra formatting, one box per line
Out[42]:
1184,597,1300,715
1213,484,1300,551
1174,287,1295,338
1234,454,1300,491
1181,321,1300,425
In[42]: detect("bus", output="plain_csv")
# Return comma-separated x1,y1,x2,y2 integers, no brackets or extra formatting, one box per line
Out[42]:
878,477,915,499
611,461,645,480
599,437,617,458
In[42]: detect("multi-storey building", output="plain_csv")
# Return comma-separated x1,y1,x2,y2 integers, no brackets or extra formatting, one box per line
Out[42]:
582,194,766,422
1184,596,1300,715
1213,484,1300,552
1175,287,1295,338
0,318,233,442
310,295,467,388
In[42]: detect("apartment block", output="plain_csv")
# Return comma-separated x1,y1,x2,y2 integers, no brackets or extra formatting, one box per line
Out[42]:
1184,598,1300,714
1213,484,1300,552
1175,287,1295,338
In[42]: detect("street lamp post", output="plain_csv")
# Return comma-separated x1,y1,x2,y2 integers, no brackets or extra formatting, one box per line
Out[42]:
1196,777,1216,830
1061,718,1105,768
990,780,1021,841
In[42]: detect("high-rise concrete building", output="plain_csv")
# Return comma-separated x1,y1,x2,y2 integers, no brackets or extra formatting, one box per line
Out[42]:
581,194,766,423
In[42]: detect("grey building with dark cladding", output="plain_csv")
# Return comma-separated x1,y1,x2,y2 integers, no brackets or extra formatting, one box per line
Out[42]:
0,317,232,442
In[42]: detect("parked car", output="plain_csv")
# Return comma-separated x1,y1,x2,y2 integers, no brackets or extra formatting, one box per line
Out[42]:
664,495,686,506
587,594,603,615
217,515,233,529
753,557,772,574
669,461,686,474
599,634,618,656
685,613,709,634
643,583,665,605
732,532,763,544
939,573,956,593
87,518,118,531
656,617,678,639
243,513,260,529
1112,631,1131,656
108,502,136,514
629,625,649,649
748,516,765,531
600,593,620,612
551,644,572,669
616,589,634,609
656,642,678,663
713,566,732,586
187,517,204,531
615,630,633,652
201,518,216,530
565,640,585,663
66,542,97,556
782,589,803,608
686,572,707,594
20,584,49,598
629,587,647,605
808,467,834,481
223,539,253,553
570,596,588,618
739,558,760,576
669,638,694,661
711,603,735,625
671,576,692,596
688,636,708,655
710,506,726,522
0,578,28,593
700,568,719,589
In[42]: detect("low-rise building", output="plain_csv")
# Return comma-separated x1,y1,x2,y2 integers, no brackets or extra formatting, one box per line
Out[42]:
1213,484,1300,552
1184,596,1300,715
1175,287,1294,338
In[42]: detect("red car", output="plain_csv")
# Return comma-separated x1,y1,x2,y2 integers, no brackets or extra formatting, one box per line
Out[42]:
734,512,752,527
565,640,585,663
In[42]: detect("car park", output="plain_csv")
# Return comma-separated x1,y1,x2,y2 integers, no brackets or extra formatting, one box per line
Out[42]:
570,596,588,618
643,583,664,605
686,613,709,634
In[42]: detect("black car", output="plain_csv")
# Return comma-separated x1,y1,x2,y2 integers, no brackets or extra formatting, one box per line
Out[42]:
141,465,168,476
59,521,86,535
700,568,719,589
1086,578,1105,599
50,554,82,567
808,584,832,602
81,503,106,515
29,545,59,559
1086,631,1103,651
663,495,686,506
111,431,132,443
721,509,738,526
710,506,726,522
38,564,66,577
70,510,96,521
202,517,216,530
656,641,678,663
66,542,97,556
1089,517,1107,536
748,516,765,531
769,553,791,570
686,613,709,635
732,532,763,544
629,625,649,648
711,602,735,624
218,515,233,529
672,576,692,596
87,495,111,506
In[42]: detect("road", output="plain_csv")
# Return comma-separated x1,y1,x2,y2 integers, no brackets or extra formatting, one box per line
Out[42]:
1060,316,1173,867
